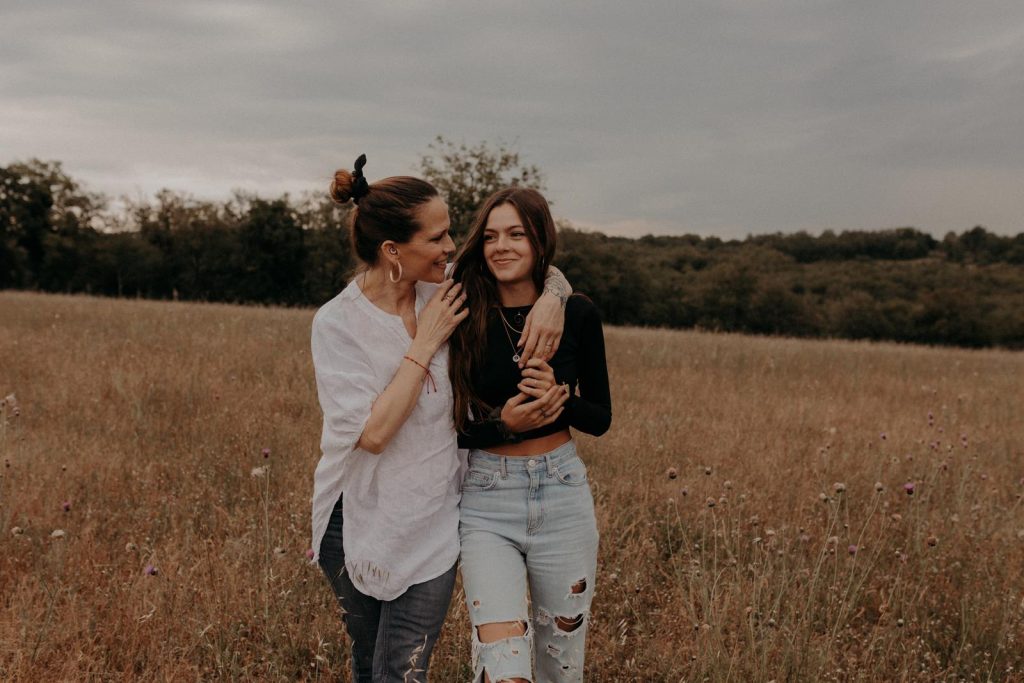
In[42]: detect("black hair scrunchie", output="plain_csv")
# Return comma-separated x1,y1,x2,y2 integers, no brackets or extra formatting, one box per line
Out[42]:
351,154,370,204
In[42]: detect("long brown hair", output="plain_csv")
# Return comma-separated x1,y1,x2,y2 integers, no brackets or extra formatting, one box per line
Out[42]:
449,188,557,432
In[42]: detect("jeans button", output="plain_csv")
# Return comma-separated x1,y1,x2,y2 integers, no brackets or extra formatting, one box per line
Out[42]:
527,459,536,468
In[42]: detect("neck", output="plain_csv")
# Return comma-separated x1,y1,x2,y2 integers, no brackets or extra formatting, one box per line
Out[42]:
497,280,539,308
360,265,417,314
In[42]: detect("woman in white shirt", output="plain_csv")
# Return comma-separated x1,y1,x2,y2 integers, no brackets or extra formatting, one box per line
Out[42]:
311,155,569,683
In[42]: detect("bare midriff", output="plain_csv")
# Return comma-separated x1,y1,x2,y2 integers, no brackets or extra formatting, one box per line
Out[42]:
483,429,572,457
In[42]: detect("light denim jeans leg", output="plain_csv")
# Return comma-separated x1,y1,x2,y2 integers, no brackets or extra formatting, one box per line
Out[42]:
459,440,599,683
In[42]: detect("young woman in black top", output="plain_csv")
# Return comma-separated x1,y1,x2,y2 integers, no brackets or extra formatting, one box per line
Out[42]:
450,188,611,683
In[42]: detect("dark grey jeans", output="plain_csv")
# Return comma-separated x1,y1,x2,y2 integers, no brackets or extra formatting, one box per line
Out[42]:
318,495,457,682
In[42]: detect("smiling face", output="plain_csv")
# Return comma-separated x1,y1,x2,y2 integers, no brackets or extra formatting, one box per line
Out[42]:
395,195,455,283
482,203,537,287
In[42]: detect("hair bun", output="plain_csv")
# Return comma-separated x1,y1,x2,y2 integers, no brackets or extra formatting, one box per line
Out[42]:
329,154,371,205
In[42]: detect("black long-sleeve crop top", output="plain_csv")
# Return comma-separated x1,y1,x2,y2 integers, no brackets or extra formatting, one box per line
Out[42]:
457,293,612,449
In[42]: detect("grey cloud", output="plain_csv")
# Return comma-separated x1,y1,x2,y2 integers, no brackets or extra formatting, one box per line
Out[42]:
2,0,1022,237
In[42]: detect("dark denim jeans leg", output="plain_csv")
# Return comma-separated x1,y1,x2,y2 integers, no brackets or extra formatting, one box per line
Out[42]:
319,496,380,683
319,495,457,683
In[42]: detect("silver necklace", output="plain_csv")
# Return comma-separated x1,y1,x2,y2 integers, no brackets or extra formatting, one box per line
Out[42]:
498,309,523,363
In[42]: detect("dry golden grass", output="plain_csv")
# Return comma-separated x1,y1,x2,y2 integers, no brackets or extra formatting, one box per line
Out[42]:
1,291,1022,682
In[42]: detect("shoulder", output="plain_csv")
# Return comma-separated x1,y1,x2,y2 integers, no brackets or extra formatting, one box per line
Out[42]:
312,281,364,342
566,293,601,322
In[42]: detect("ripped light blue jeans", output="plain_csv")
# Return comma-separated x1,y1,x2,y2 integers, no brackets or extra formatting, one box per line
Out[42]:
459,440,599,683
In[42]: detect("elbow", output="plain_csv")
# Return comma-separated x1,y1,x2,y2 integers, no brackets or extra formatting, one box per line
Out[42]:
357,431,388,455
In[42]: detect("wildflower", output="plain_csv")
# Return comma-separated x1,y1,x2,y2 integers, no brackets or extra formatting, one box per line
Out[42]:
11,526,24,536
126,542,137,552
274,546,286,555
880,432,887,441
897,618,905,627
250,466,268,478
833,482,846,494
262,448,271,458
819,492,830,503
926,535,938,547
703,466,712,476
50,529,66,539
145,565,159,576
666,467,677,480
705,497,716,508
799,533,811,543
680,487,689,497
723,480,733,490
61,500,71,513
891,513,903,522
827,536,839,547
875,481,885,492
765,529,776,538
305,548,315,560
3,393,19,417
848,544,858,556
903,482,915,496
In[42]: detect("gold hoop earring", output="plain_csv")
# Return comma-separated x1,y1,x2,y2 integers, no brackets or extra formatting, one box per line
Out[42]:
388,261,403,283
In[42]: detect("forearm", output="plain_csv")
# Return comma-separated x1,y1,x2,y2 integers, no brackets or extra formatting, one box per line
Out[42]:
565,395,611,437
542,265,572,306
357,343,437,453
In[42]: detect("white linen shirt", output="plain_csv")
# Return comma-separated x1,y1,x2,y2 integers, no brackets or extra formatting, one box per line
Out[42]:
310,277,461,601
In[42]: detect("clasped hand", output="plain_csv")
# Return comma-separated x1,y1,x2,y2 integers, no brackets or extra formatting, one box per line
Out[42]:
499,359,570,433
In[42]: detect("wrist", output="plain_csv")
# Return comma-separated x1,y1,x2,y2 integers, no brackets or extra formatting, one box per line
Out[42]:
406,341,436,365
491,405,523,443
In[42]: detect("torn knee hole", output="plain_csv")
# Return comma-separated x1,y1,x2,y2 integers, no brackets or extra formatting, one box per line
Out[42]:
476,621,528,644
570,578,586,594
554,614,585,632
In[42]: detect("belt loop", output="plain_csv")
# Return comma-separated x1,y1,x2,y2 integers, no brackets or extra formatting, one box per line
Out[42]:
545,453,555,476
501,456,508,479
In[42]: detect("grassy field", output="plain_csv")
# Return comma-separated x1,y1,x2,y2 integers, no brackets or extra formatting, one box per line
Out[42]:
1,291,1022,682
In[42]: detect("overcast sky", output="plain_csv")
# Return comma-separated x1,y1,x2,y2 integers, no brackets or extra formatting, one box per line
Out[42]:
3,1,1023,238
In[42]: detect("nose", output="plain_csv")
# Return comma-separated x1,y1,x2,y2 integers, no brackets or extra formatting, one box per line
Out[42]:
443,234,456,254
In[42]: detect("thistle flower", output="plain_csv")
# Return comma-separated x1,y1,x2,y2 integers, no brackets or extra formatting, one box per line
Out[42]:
875,481,885,492
51,529,66,539
250,466,268,478
305,548,315,560
274,546,286,555
926,535,938,547
848,544,858,556
666,467,677,480
833,482,846,494
262,448,271,458
705,497,716,508
880,432,887,441
11,526,24,536
703,466,712,476
126,542,137,552
145,565,159,576
61,500,71,513
903,482,915,495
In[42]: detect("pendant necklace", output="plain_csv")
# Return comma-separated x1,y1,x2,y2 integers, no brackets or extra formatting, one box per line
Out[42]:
498,308,524,363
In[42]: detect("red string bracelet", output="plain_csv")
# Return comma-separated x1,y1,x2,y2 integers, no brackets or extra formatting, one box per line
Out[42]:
403,355,437,393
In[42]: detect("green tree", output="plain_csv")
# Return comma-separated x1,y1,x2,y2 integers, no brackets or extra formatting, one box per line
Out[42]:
418,136,545,240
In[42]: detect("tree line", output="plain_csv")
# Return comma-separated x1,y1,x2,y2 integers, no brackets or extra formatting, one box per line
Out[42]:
2,151,1023,349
